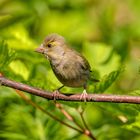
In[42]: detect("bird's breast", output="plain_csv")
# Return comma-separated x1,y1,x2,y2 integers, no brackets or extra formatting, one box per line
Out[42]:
50,56,90,87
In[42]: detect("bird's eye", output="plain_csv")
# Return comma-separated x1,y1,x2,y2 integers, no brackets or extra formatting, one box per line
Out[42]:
47,43,52,48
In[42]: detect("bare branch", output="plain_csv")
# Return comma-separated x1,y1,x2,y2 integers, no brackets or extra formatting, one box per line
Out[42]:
0,75,140,104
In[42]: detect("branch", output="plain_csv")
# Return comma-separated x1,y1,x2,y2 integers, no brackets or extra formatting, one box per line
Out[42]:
55,102,96,140
15,89,83,133
0,75,140,104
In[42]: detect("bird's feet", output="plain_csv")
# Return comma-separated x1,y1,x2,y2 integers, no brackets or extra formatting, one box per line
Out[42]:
52,90,60,100
80,89,88,102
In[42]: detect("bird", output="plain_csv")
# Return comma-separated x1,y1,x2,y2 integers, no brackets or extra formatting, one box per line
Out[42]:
35,33,93,101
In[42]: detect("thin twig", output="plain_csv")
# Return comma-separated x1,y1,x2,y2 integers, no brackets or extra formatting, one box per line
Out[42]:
80,112,96,140
0,75,140,104
55,103,96,140
76,107,96,140
55,102,73,121
80,111,89,130
15,90,83,133
55,102,84,131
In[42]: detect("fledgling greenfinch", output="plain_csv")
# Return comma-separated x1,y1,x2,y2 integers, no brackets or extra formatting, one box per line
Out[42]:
35,33,92,101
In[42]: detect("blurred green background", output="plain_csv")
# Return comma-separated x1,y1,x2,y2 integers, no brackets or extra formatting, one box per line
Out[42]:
0,0,140,140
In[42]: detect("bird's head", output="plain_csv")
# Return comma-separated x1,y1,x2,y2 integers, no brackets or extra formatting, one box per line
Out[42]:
35,33,66,60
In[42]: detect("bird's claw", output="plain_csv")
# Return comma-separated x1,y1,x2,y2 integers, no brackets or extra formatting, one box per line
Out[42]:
80,89,88,102
52,90,60,100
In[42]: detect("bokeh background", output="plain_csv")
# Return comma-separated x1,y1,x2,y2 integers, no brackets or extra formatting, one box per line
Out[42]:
0,0,140,140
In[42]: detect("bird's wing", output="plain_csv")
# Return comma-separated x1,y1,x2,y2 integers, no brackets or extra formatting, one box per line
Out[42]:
76,52,91,71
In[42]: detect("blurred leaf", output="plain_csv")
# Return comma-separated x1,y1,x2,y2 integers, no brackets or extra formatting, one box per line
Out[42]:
123,113,140,133
0,12,33,29
0,40,15,70
94,67,124,93
83,42,121,76
0,132,27,140
9,60,29,80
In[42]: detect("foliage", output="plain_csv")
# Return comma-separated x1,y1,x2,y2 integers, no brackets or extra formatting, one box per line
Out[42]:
0,41,15,69
0,0,140,140
93,68,123,93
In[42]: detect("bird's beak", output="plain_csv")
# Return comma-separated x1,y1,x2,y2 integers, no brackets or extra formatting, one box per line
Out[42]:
35,44,44,54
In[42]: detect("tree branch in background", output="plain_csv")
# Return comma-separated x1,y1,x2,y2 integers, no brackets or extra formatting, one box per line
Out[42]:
0,75,140,104
14,87,96,140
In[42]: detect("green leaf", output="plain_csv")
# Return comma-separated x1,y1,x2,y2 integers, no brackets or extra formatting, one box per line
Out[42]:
94,67,124,93
0,40,15,70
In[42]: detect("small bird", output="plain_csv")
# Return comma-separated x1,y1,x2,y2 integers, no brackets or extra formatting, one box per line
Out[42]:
35,33,92,101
